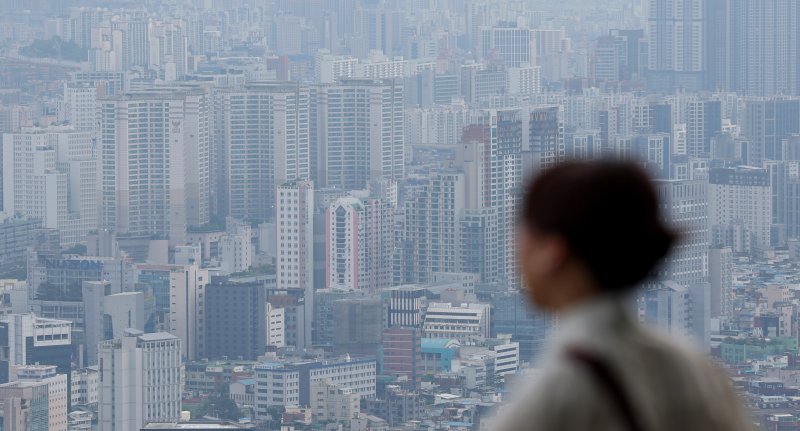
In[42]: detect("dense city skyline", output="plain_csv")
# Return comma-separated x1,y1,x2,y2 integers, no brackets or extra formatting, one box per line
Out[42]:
0,0,798,429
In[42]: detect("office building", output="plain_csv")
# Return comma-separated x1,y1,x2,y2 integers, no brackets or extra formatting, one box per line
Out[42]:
312,289,363,348
381,327,422,386
0,379,50,431
316,79,404,190
0,314,72,384
0,214,38,277
82,281,145,365
98,88,210,246
491,290,553,362
98,330,183,431
253,356,376,416
168,265,208,361
326,194,394,291
386,286,427,328
204,280,266,361
332,297,383,356
14,365,68,431
266,303,285,348
220,83,312,221
490,336,521,377
422,302,491,343
640,280,692,341
2,128,96,245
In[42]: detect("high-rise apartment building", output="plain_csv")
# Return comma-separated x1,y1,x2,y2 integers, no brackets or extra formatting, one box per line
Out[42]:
326,194,394,291
478,22,536,67
705,0,800,95
709,166,773,253
3,128,96,245
647,0,705,91
729,0,800,96
276,181,314,349
220,83,312,221
685,98,722,159
316,79,404,190
397,173,465,284
743,99,800,164
314,51,357,84
276,181,315,292
98,330,183,431
98,88,210,245
63,83,97,131
148,19,188,81
528,106,566,170
111,17,149,71
655,180,709,287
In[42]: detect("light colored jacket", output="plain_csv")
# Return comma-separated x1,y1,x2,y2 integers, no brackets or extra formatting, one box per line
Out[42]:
491,294,754,431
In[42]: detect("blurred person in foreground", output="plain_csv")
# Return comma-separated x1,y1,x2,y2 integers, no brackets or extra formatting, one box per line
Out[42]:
493,161,752,431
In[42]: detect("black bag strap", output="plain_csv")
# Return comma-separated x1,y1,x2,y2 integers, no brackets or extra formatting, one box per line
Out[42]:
566,348,645,431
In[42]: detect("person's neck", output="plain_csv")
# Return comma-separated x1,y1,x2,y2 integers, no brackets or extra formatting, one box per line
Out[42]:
548,266,601,313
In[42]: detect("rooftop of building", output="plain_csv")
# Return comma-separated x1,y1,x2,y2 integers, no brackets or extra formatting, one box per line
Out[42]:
142,421,254,429
421,338,461,350
134,331,178,342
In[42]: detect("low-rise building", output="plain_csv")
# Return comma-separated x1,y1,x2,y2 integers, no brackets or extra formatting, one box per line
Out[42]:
254,356,376,420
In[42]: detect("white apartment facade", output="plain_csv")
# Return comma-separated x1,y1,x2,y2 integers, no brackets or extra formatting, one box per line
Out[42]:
2,128,96,245
326,195,394,291
98,330,183,431
98,88,210,245
221,83,312,222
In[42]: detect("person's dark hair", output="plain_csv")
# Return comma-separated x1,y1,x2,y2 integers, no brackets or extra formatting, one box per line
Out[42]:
521,160,676,292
